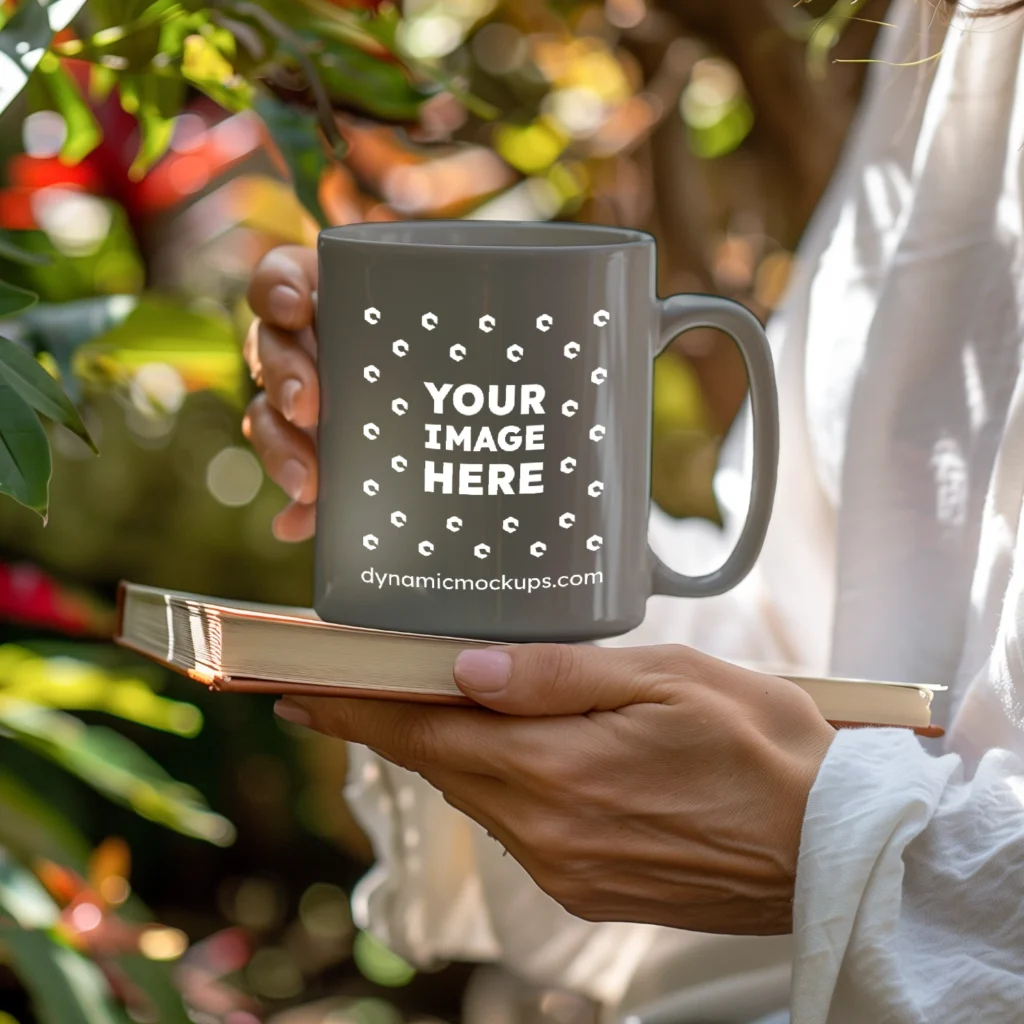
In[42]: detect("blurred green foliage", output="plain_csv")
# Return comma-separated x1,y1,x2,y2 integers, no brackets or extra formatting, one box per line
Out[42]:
0,0,435,519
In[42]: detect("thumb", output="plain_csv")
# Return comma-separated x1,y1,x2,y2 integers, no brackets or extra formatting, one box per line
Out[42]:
453,643,680,716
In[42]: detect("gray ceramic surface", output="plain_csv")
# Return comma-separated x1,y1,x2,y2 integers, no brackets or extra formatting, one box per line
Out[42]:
314,221,778,641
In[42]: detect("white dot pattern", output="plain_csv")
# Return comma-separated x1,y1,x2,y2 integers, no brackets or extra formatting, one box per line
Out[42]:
358,307,612,564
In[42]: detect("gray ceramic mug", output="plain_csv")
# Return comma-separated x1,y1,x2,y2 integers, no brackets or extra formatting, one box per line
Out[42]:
314,221,778,642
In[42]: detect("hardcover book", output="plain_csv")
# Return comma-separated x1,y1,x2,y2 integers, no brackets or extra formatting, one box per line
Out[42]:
114,582,943,736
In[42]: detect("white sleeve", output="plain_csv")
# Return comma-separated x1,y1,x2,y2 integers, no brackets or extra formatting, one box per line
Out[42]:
792,726,1024,1023
344,742,666,1006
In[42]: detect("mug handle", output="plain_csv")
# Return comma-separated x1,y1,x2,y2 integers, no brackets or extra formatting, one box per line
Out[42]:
648,294,779,598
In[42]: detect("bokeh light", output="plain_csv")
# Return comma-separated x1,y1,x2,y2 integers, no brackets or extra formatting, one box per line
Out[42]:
679,57,755,159
130,363,187,416
139,926,190,961
98,875,131,904
606,0,646,29
206,446,264,507
228,875,286,931
30,188,113,257
399,14,465,60
299,882,353,942
170,112,208,153
70,901,102,932
495,121,566,175
545,88,605,137
22,110,66,157
471,22,527,75
246,946,303,1000
352,930,416,988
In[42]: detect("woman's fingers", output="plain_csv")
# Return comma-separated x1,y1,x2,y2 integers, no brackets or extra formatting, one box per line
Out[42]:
272,501,316,543
244,245,321,541
247,321,320,430
243,393,318,506
247,246,318,331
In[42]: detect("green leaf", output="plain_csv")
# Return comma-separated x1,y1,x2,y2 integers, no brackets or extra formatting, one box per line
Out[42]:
254,92,329,227
0,848,59,929
316,38,434,122
180,29,252,112
16,295,137,394
0,854,120,1024
11,205,143,303
35,52,102,164
39,0,90,34
0,279,39,318
0,790,186,1024
0,0,52,118
123,73,184,180
88,63,117,102
154,9,210,69
281,0,441,119
59,0,174,70
0,378,50,516
0,926,128,1024
0,645,202,737
0,698,236,846
114,955,191,1024
0,336,96,452
0,770,91,871
73,297,245,404
0,231,50,268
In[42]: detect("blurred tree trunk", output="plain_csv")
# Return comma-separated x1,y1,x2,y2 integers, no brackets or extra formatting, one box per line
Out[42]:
621,0,889,435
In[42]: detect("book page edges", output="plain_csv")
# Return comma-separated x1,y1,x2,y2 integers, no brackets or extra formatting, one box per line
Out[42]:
113,632,470,701
113,634,227,688
829,721,944,738
211,677,473,703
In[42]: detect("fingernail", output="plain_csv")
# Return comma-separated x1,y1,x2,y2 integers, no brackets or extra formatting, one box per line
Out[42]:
278,458,307,502
280,378,302,422
274,700,311,727
268,285,301,326
454,649,512,693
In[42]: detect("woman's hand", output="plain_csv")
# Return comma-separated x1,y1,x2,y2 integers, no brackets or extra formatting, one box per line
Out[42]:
274,643,836,935
242,245,320,542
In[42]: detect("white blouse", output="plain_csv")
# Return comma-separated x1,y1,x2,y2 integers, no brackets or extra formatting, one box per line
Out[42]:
343,3,1024,1020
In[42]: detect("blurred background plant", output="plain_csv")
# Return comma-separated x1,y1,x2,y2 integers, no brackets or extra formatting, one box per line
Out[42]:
0,0,891,1020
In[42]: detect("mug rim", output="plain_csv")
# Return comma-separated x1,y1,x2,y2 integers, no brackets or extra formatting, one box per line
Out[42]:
319,219,653,253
